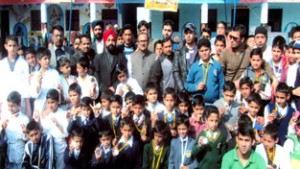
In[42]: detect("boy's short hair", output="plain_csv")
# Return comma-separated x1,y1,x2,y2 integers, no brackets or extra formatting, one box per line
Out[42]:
122,24,134,35
247,93,262,106
238,114,253,129
37,47,51,59
71,127,85,138
237,123,255,140
80,34,91,42
51,25,64,34
116,64,128,76
5,35,18,44
223,81,237,93
239,77,253,88
101,89,114,101
250,48,263,59
154,40,163,50
24,47,37,58
214,35,226,45
276,82,290,95
205,105,219,118
145,82,158,94
124,91,135,102
163,87,177,101
197,38,211,49
176,114,190,128
217,21,227,30
26,120,41,133
272,35,286,51
201,27,212,37
68,83,82,96
132,95,145,107
138,20,150,30
46,89,60,101
225,26,232,37
98,129,114,138
232,24,248,40
161,38,172,47
80,97,93,108
264,124,278,140
120,116,134,128
162,20,174,30
191,95,205,107
178,91,190,104
153,121,171,143
77,57,90,69
287,41,295,50
7,91,21,105
110,94,123,105
289,26,300,38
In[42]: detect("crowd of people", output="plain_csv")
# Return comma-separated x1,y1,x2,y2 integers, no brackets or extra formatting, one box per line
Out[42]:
0,18,300,169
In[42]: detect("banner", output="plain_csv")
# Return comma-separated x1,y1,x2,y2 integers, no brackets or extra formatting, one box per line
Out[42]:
0,0,114,4
145,0,178,12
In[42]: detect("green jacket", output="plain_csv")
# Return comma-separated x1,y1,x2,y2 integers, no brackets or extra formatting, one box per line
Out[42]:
142,141,170,169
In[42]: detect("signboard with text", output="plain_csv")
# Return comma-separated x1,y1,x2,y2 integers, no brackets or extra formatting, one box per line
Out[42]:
145,0,178,12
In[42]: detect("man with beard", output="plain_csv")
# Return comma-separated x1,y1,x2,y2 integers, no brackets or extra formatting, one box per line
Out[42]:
173,23,198,93
150,38,175,95
254,26,272,62
91,20,104,54
93,29,127,92
71,34,96,75
49,25,74,68
129,33,156,91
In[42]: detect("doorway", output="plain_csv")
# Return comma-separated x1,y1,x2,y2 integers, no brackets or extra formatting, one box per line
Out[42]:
0,10,9,55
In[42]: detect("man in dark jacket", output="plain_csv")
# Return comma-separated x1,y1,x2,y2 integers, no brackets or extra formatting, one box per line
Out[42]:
93,29,127,92
173,22,198,92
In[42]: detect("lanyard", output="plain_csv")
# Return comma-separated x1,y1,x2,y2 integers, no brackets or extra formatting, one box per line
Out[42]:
205,129,221,143
255,70,263,85
134,120,147,136
115,140,129,153
266,146,276,165
181,137,188,166
202,62,210,84
272,105,285,120
152,140,164,169
112,116,119,139
164,113,176,128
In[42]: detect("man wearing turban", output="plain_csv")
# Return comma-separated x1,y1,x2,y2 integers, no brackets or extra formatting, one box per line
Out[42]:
91,20,104,54
93,29,127,93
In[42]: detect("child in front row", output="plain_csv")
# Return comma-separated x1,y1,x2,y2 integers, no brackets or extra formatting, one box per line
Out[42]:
142,121,171,169
131,95,152,143
264,82,295,145
192,106,227,169
145,82,165,115
189,95,207,139
169,115,198,169
112,116,142,169
91,129,114,169
1,91,29,169
214,81,240,133
22,120,54,169
64,128,90,169
104,95,123,142
157,87,180,137
66,83,82,115
255,124,290,169
76,57,99,99
247,93,264,141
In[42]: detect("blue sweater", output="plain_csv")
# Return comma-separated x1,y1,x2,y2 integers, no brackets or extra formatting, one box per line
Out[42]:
185,59,224,104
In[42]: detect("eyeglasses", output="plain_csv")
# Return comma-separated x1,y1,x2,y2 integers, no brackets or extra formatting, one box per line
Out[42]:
229,35,240,41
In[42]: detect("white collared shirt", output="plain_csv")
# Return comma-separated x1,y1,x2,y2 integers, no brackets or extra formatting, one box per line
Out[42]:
286,63,299,87
53,45,65,52
133,114,145,126
198,58,214,66
112,115,121,123
96,40,104,54
119,135,134,147
73,149,81,159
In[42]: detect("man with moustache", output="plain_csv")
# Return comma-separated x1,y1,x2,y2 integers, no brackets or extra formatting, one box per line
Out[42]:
49,25,74,68
71,34,96,75
93,29,127,92
91,20,104,54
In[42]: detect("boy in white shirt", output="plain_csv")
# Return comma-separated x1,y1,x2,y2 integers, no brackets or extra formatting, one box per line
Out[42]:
1,91,29,169
76,57,99,99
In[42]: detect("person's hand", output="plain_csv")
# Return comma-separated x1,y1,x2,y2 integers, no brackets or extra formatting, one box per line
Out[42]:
239,105,248,115
289,113,299,127
253,83,261,93
50,117,58,126
89,82,97,98
109,86,115,93
234,79,240,90
257,116,265,126
141,135,148,142
293,87,300,97
226,123,234,132
21,124,27,134
180,166,190,169
197,82,205,91
271,78,278,90
267,113,276,124
94,147,102,160
219,106,226,117
1,119,9,130
33,110,40,122
37,71,44,83
197,136,205,148
170,129,177,137
112,138,117,146
90,101,102,117
69,143,74,154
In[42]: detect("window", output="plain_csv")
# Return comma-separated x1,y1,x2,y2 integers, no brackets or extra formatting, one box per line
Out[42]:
163,10,179,32
208,9,217,32
66,10,79,31
102,9,118,20
268,9,282,32
231,8,249,31
31,10,41,31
